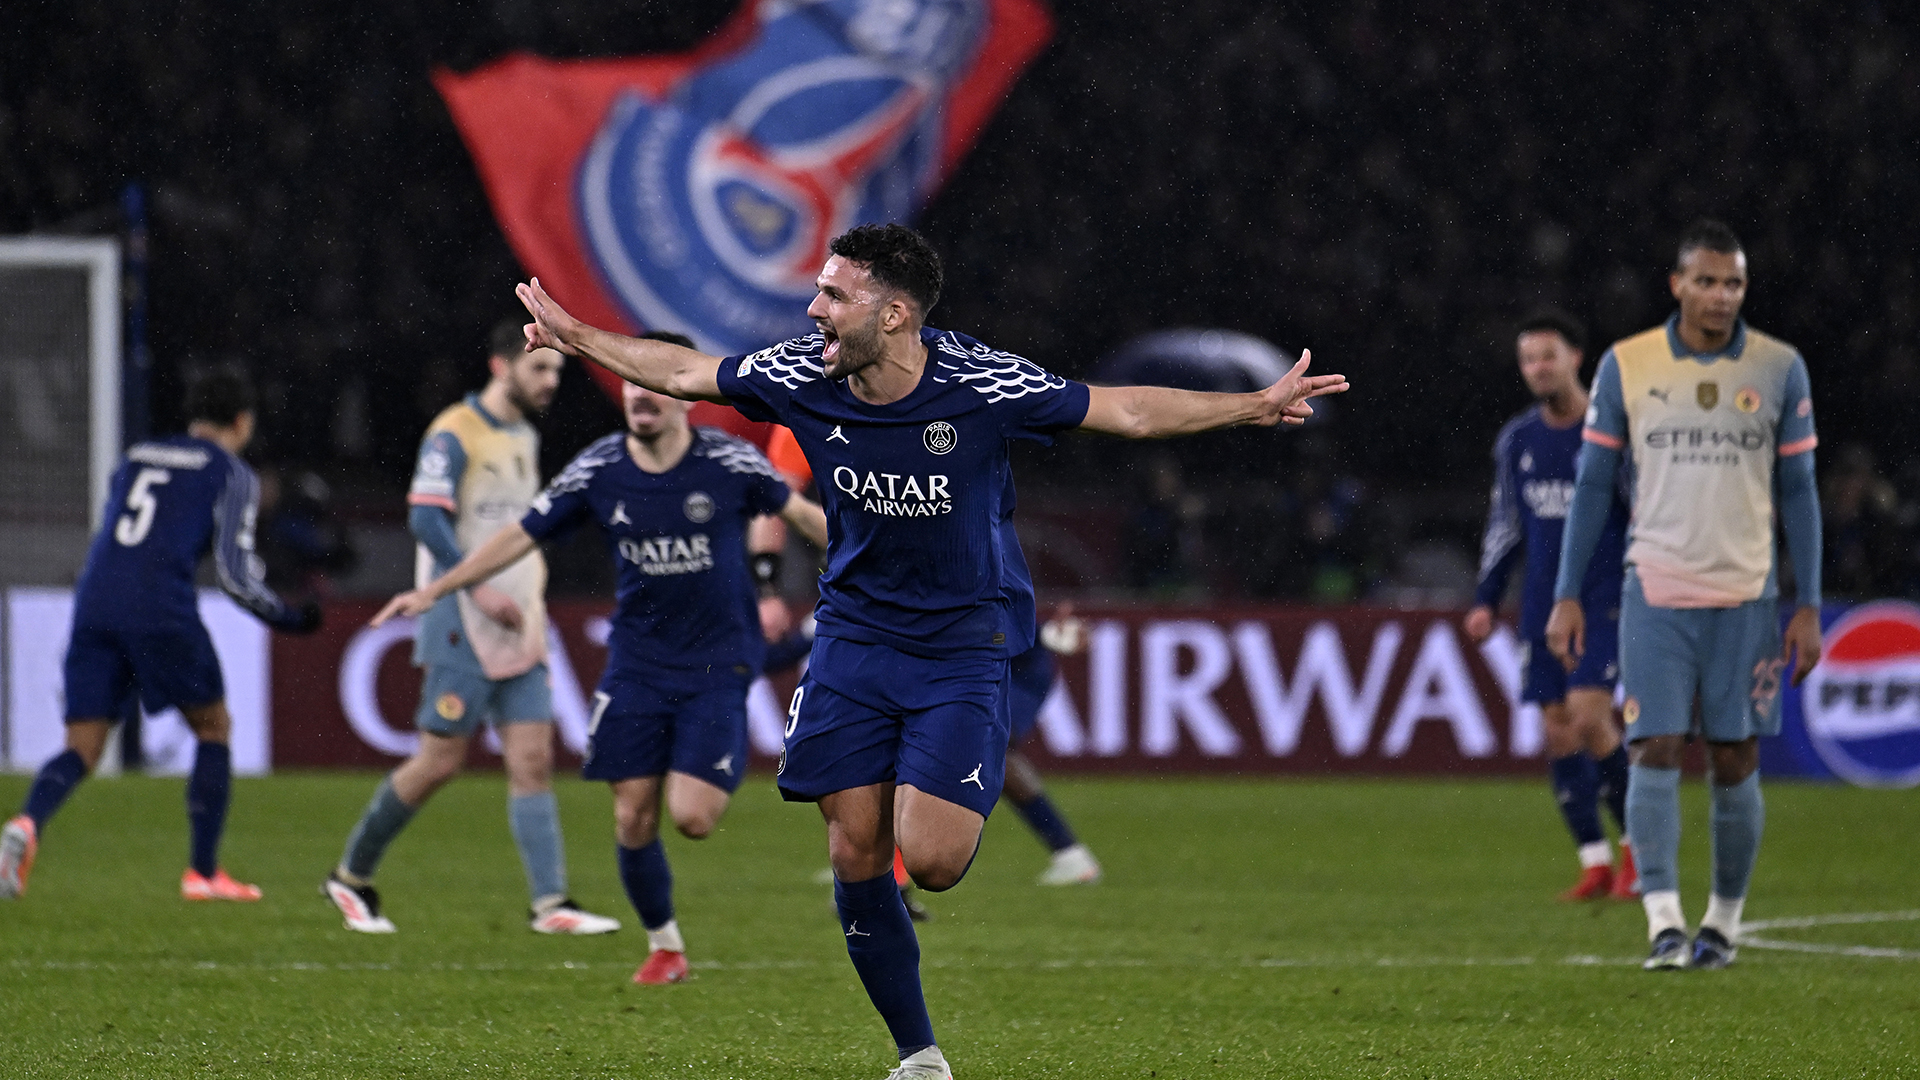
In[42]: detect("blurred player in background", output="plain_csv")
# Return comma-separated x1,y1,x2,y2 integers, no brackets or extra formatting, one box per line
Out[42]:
1,370,321,902
1003,607,1101,885
1464,310,1635,901
515,223,1345,1079
372,332,828,983
323,322,618,936
1549,220,1823,971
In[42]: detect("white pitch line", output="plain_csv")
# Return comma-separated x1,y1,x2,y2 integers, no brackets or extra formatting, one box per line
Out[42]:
1736,909,1920,960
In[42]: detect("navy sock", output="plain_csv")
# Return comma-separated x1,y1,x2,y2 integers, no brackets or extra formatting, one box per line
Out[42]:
617,840,675,931
1595,745,1630,834
1011,793,1078,853
22,749,89,830
185,742,231,877
835,871,935,1059
1548,753,1605,847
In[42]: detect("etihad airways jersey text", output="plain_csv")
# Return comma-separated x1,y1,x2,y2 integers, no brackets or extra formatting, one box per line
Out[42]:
520,427,789,683
719,327,1090,657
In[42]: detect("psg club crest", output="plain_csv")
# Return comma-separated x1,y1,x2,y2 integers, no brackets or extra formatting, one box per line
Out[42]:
436,0,1053,390
1800,602,1920,787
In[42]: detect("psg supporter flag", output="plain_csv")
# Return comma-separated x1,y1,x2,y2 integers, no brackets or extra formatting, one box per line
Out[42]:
436,0,1053,417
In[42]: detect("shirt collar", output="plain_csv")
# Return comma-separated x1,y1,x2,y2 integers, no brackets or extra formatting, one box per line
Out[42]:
1664,312,1747,363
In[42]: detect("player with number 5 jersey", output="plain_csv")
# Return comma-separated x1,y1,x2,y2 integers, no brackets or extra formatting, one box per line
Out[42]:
511,224,1347,1080
2,370,321,904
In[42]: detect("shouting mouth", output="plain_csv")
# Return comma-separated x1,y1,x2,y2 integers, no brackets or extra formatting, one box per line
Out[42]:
819,324,840,364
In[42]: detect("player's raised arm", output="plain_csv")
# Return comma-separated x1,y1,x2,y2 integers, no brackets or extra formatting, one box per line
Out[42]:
1078,350,1348,438
516,278,726,403
370,523,539,627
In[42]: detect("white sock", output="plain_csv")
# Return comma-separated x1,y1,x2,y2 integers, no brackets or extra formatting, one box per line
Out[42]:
1702,895,1745,940
646,918,685,954
1642,889,1685,940
1577,841,1613,869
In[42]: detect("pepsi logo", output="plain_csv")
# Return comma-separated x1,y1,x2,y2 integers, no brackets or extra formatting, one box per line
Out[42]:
1802,601,1920,788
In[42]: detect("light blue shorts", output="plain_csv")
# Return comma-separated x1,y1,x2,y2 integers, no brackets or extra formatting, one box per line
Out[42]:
1618,570,1784,743
414,662,553,737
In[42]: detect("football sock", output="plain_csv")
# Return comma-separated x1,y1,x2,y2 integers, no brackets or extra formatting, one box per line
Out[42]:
1642,889,1686,939
1708,772,1764,902
1702,894,1746,939
1011,793,1079,852
1549,753,1605,848
834,870,936,1059
1626,764,1682,895
507,790,568,903
340,776,416,880
185,742,231,877
21,749,88,830
1595,745,1630,833
618,840,675,931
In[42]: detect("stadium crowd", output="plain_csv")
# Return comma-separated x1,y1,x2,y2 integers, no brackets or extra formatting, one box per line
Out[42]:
5,0,1917,600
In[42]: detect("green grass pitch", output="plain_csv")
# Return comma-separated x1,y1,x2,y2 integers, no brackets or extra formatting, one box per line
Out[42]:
1,772,1916,1078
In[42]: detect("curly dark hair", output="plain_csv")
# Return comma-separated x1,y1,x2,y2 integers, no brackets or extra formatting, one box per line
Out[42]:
829,223,943,317
1674,218,1743,270
1516,307,1586,353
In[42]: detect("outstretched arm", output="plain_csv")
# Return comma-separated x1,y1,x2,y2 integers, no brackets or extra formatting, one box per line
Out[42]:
516,278,726,402
370,524,538,627
1079,350,1348,438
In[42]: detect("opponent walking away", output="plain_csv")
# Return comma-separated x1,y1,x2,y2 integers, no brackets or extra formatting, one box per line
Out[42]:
1463,309,1635,901
324,321,619,936
515,224,1346,1078
1548,220,1822,971
1,370,321,902
372,333,829,983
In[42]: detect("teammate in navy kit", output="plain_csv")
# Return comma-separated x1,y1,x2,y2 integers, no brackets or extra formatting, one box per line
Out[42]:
372,332,829,984
0,370,321,902
1002,608,1101,885
1464,310,1635,901
514,224,1346,1080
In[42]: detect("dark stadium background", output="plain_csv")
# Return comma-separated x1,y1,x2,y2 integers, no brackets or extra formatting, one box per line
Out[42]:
5,0,1917,600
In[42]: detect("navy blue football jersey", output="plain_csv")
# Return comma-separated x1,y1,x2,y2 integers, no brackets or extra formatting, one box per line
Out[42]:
71,435,300,632
717,327,1091,658
520,427,791,683
1474,406,1629,636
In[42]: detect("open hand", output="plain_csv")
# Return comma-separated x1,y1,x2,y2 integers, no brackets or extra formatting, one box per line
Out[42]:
516,277,583,356
1259,350,1349,427
369,589,435,628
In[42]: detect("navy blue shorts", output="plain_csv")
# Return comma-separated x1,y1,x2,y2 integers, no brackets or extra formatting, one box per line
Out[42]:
583,673,751,792
778,636,1010,818
63,623,224,720
1521,614,1620,705
1006,641,1055,745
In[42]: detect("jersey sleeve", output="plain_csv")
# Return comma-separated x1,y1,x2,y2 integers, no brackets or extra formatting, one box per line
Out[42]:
1581,352,1627,451
522,436,623,543
999,378,1092,443
1778,354,1818,457
747,471,793,517
212,460,299,627
1473,424,1524,610
717,337,822,424
407,430,466,512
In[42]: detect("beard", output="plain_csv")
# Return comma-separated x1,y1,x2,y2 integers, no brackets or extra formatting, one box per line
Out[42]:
822,313,885,381
507,381,552,417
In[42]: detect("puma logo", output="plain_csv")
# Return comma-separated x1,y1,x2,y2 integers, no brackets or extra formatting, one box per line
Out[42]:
1648,387,1671,403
